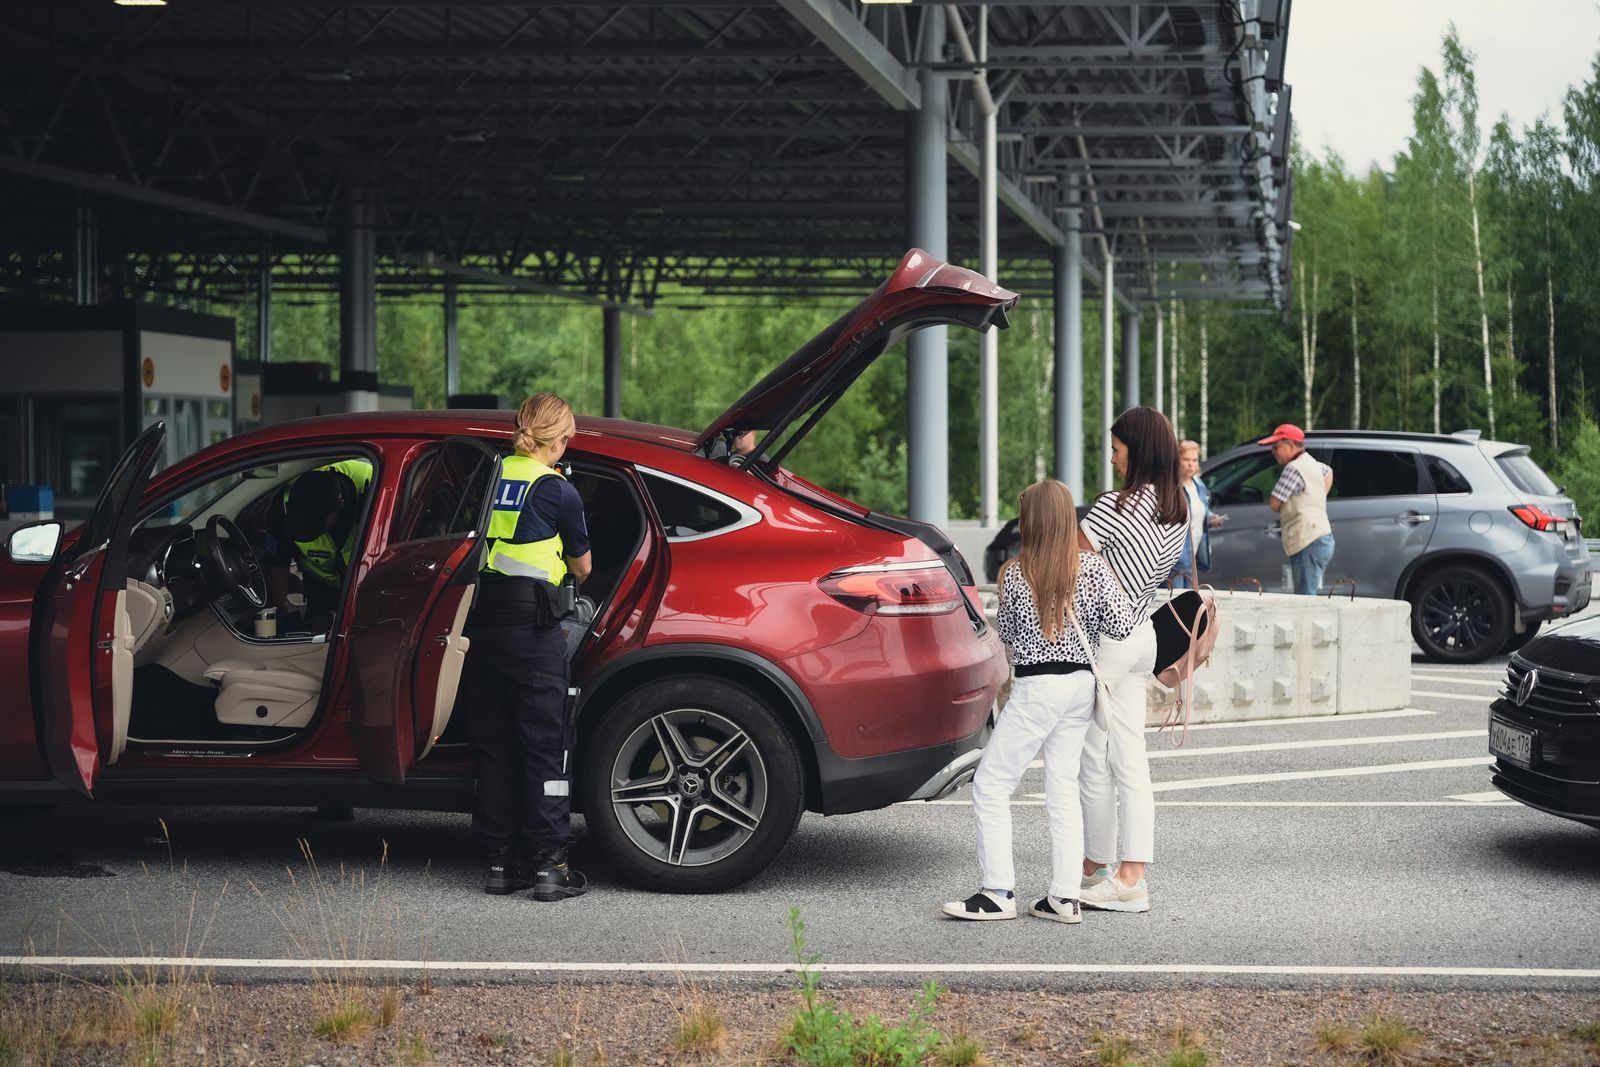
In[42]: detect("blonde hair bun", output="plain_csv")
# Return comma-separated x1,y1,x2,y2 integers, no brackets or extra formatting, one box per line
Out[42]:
514,392,576,456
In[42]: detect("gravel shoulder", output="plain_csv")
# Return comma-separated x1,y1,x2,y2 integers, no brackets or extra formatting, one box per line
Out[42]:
4,979,1599,1066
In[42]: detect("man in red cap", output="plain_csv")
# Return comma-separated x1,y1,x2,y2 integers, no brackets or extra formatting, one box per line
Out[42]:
1259,424,1335,594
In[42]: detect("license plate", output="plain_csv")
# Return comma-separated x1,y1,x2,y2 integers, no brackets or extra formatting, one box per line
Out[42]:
1489,719,1535,768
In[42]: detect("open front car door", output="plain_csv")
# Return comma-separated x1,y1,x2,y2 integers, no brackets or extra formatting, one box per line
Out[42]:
38,421,167,795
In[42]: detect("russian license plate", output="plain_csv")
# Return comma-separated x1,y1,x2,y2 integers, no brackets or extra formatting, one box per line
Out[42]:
1489,719,1535,768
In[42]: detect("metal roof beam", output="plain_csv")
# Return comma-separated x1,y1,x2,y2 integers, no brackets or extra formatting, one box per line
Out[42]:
395,252,651,316
776,0,920,111
0,154,329,243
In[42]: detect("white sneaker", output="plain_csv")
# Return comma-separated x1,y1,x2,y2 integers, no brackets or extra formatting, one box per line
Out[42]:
942,889,1017,921
1081,865,1114,891
1027,895,1083,924
1079,877,1150,913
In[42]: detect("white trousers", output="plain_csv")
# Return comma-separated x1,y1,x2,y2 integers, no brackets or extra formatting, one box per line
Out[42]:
1080,619,1157,865
970,671,1096,900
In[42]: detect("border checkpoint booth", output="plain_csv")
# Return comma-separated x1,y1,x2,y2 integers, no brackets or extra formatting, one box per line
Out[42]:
0,304,235,522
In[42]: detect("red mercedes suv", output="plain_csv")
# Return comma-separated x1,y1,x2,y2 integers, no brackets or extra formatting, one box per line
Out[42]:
0,250,1013,892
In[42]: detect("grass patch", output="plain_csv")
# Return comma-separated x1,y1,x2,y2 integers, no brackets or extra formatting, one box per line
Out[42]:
397,1031,434,1064
672,1003,727,1056
1006,1024,1041,1049
0,1028,18,1067
549,1045,576,1067
782,907,947,1067
932,1027,990,1067
1090,1025,1137,1067
313,999,375,1041
1313,1019,1357,1052
476,1031,510,1048
1572,1019,1600,1052
379,986,403,1029
1157,1047,1209,1067
1359,1014,1423,1066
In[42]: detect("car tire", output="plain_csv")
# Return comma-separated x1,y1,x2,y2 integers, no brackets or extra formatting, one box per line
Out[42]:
1499,619,1543,655
1410,565,1513,664
579,675,805,893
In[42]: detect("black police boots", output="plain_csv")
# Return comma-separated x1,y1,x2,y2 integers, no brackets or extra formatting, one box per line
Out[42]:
483,844,533,895
529,848,588,901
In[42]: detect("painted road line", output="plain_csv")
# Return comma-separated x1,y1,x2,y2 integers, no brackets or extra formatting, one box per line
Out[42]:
1139,708,1435,734
1411,689,1500,700
1150,756,1493,792
3,956,1596,980
1447,791,1512,803
1411,676,1505,689
1026,728,1485,770
920,799,1516,808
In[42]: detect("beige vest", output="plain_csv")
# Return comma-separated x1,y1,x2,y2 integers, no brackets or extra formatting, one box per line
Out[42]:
1280,450,1332,556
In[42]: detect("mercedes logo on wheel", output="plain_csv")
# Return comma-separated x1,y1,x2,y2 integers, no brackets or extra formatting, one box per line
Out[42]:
1515,669,1539,707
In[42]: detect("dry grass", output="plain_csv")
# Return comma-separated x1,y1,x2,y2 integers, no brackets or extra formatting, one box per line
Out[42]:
312,996,376,1041
398,1030,436,1064
379,984,404,1029
931,1026,991,1067
1091,1024,1138,1067
1570,1018,1600,1052
1360,1013,1424,1066
1313,1018,1359,1052
672,1002,727,1056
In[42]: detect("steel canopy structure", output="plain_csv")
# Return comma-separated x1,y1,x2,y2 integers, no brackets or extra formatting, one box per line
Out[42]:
0,0,1292,519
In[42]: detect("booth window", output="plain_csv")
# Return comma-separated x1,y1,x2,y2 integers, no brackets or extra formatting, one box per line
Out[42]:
31,396,121,499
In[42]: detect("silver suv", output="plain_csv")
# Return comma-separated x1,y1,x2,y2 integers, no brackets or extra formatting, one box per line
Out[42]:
1200,430,1592,663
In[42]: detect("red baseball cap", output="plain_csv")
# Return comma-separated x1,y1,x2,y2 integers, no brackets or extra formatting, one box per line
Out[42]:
1257,423,1306,446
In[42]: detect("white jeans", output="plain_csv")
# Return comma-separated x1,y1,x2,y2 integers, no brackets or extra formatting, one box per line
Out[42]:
1080,619,1157,865
970,671,1096,900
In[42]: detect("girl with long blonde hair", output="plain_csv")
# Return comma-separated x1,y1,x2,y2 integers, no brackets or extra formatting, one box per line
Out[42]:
943,480,1136,924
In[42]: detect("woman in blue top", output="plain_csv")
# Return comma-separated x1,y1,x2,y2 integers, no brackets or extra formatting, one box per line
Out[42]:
1170,439,1224,588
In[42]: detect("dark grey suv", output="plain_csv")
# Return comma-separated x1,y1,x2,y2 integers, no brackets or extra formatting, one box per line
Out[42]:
1201,430,1592,663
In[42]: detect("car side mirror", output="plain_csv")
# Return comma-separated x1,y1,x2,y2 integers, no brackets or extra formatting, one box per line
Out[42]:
8,521,63,564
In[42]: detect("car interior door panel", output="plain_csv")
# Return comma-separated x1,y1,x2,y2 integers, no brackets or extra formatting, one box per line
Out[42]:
417,585,474,761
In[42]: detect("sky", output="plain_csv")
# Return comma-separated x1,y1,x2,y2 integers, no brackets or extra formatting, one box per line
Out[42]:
1288,0,1600,173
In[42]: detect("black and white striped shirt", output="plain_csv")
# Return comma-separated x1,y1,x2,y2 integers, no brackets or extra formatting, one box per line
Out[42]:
1080,485,1187,616
996,553,1137,667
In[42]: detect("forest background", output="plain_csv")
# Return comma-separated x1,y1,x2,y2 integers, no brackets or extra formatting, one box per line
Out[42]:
241,31,1600,526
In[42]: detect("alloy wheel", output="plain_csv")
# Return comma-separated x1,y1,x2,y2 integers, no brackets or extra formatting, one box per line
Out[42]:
1419,578,1496,654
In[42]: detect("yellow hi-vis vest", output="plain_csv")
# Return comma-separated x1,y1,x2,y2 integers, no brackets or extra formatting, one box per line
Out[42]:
482,454,568,586
284,458,373,588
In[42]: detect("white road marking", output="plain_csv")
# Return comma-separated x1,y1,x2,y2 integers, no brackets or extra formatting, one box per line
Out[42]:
1028,729,1486,769
3,956,1595,980
1411,675,1505,689
925,799,1518,807
1150,756,1493,792
1447,791,1512,803
1411,689,1499,701
1142,708,1435,735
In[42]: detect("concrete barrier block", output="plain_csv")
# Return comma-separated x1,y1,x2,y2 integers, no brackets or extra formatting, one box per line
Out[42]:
1335,596,1412,713
1313,620,1337,646
1232,622,1256,649
1232,679,1255,705
1272,676,1294,702
1273,621,1296,648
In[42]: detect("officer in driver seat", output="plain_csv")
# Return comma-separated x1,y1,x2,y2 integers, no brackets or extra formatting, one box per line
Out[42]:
263,458,374,630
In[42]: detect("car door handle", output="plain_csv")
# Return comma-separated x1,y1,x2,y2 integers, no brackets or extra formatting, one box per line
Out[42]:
1265,523,1281,535
1396,513,1432,526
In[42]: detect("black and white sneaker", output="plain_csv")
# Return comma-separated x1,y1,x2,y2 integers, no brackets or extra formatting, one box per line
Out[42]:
1028,895,1082,924
941,889,1016,921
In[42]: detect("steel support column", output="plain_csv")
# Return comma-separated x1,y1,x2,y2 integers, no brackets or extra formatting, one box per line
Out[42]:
444,278,460,399
257,238,272,364
603,306,622,419
1055,181,1083,499
907,9,948,524
339,195,379,411
977,8,999,528
1101,249,1116,492
1121,309,1140,410
73,201,97,305
1153,305,1164,419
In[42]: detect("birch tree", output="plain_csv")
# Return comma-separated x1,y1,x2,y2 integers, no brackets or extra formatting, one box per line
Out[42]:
1443,29,1497,437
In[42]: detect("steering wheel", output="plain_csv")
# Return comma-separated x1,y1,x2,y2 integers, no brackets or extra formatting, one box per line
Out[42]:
203,515,267,609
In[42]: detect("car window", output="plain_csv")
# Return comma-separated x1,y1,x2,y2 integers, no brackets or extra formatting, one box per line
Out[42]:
640,471,745,539
1326,449,1422,498
1497,451,1560,496
1425,455,1472,494
1206,453,1281,506
394,443,493,543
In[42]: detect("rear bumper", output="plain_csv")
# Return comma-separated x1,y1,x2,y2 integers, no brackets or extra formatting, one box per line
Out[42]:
812,718,991,816
1513,551,1592,624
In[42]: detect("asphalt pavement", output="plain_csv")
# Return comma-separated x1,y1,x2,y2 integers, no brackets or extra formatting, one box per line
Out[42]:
3,649,1597,992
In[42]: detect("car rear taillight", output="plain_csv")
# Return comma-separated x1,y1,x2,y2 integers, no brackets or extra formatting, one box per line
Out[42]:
819,565,963,616
1509,504,1568,532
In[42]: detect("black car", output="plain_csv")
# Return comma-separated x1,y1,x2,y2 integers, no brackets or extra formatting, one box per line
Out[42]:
1490,618,1600,828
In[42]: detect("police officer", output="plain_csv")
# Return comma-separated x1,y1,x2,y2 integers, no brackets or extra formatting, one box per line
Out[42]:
460,392,592,900
264,458,373,628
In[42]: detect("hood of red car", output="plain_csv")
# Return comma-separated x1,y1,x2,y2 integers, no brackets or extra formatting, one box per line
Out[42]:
694,249,1019,458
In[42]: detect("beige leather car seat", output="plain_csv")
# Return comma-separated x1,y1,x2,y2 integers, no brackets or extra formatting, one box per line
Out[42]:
204,654,326,728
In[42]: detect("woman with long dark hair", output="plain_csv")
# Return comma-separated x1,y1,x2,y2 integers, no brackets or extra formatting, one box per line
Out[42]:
1075,406,1187,914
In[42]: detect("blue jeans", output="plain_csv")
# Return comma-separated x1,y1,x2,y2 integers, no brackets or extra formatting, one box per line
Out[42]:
1289,534,1335,595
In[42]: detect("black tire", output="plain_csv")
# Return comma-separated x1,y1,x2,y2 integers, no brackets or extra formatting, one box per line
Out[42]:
579,675,805,893
1410,565,1512,664
1499,619,1543,655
